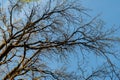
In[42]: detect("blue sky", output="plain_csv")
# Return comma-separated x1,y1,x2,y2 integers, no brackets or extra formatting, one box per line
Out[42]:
81,0,120,76
82,0,120,27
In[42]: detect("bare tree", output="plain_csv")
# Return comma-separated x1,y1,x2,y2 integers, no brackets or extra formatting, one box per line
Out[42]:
0,0,120,80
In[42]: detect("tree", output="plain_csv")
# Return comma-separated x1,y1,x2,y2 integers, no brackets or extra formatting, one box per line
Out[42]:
0,0,120,80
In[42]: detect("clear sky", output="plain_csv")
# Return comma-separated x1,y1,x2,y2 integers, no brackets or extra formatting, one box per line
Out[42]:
82,0,120,27
81,0,120,74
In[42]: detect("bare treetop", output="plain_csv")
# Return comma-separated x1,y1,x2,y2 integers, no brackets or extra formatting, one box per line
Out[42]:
0,0,120,80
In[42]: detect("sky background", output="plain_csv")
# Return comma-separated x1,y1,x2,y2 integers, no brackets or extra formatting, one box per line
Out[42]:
81,0,120,74
82,0,120,27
